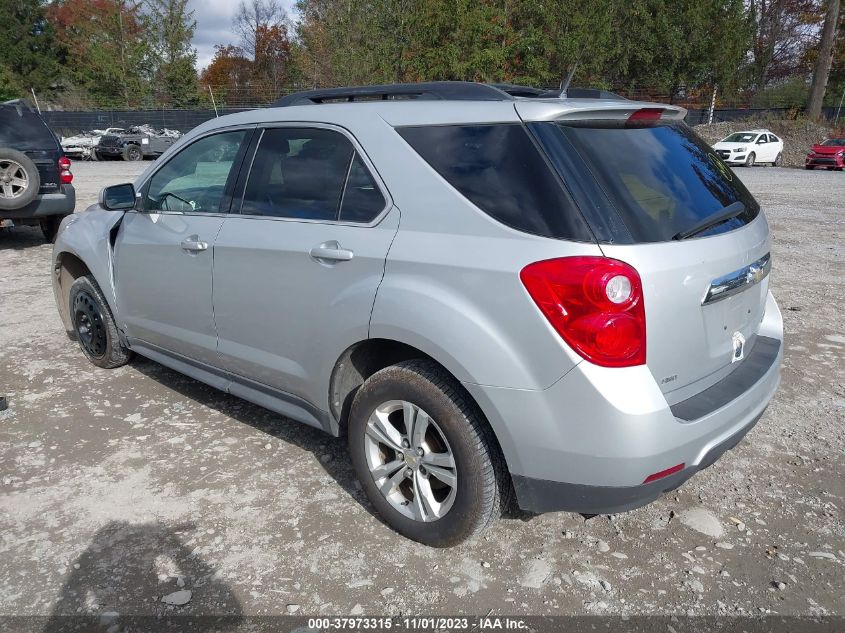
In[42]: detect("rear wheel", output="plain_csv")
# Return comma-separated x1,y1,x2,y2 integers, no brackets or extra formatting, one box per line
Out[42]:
744,152,755,167
774,152,783,167
69,275,131,369
348,359,508,547
123,145,143,162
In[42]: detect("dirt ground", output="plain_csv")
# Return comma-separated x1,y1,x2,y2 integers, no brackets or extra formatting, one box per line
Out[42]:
0,161,843,620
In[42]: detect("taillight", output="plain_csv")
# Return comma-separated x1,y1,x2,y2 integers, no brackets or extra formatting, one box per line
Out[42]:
520,256,646,367
58,156,73,184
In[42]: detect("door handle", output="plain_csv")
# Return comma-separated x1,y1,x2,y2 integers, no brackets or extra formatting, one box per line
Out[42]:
309,241,354,262
180,238,208,252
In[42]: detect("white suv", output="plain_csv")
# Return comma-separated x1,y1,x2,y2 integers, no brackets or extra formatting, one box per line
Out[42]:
713,129,784,167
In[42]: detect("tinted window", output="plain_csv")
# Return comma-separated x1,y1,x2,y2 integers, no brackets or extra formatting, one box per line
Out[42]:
241,128,354,221
339,153,386,222
768,134,779,143
533,122,759,243
0,105,59,151
145,131,247,212
822,138,845,146
398,124,592,241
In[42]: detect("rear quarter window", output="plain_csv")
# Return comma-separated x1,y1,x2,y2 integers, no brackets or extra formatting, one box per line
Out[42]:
397,124,593,242
0,105,59,151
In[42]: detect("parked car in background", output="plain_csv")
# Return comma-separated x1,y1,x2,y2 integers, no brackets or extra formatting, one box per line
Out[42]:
61,128,124,160
713,129,783,167
0,102,75,242
52,82,783,546
95,125,181,161
805,137,845,170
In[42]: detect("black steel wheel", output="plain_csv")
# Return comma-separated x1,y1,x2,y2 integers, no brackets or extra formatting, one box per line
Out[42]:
69,275,131,368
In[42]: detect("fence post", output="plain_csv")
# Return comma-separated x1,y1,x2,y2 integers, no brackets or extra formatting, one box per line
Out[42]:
708,85,717,125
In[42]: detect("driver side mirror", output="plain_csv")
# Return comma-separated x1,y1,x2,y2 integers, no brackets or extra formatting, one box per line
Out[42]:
99,183,137,210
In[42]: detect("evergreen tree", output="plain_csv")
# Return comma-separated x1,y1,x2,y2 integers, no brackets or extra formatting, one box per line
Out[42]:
146,0,199,107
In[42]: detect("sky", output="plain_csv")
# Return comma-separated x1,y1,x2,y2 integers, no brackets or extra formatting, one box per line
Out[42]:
189,0,298,72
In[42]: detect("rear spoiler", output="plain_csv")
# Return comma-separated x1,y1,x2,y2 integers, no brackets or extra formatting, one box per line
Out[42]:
515,100,687,123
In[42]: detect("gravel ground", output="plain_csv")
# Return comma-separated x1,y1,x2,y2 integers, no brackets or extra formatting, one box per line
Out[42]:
0,161,843,620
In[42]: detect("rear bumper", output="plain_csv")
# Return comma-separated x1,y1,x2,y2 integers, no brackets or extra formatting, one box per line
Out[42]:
464,291,783,515
0,184,75,219
512,407,764,514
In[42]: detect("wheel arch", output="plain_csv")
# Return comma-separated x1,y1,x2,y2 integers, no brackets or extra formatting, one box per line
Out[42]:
329,337,517,479
53,250,92,336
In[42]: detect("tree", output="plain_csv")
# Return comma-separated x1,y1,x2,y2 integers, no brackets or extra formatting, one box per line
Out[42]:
234,0,287,58
48,0,152,107
252,23,294,98
199,44,253,105
807,0,841,117
747,0,824,90
0,0,62,100
146,0,199,107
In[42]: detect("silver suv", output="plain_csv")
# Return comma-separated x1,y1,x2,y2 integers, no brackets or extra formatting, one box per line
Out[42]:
52,82,783,546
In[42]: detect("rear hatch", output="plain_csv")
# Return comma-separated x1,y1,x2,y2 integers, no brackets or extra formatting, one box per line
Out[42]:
526,113,770,398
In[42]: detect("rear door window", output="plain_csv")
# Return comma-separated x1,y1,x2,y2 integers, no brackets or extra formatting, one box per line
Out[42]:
0,105,59,151
398,124,593,241
531,121,759,243
241,128,354,221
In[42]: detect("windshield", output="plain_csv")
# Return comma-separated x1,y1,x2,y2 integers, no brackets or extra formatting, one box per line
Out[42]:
531,121,760,243
722,132,758,143
821,138,845,147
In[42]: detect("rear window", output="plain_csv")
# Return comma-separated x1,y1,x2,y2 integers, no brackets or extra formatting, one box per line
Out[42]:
0,105,59,151
532,121,759,243
397,124,593,242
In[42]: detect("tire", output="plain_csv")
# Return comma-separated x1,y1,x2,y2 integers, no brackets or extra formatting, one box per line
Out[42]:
348,359,509,547
805,165,814,170
123,145,143,162
744,152,755,167
68,275,131,369
774,153,783,167
0,147,40,211
40,215,64,243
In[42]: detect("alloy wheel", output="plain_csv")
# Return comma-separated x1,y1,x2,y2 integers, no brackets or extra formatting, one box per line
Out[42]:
0,160,29,200
364,400,457,522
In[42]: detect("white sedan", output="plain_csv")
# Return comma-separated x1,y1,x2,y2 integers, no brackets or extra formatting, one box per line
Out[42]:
713,129,783,167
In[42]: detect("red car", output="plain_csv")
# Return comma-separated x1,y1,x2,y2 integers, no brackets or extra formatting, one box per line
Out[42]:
805,137,845,170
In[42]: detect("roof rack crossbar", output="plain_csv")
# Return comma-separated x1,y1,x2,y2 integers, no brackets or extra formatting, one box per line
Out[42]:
273,81,513,107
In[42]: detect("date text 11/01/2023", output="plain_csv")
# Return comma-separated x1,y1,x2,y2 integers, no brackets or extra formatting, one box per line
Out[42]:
306,617,529,630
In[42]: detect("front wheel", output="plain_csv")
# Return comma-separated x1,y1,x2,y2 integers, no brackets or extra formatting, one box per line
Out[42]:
348,360,508,547
123,145,143,162
69,275,131,368
744,152,756,167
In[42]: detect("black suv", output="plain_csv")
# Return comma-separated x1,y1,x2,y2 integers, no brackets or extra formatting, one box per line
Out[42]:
0,102,75,241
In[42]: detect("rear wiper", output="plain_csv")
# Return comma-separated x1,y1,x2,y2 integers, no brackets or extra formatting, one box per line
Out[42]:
673,201,746,240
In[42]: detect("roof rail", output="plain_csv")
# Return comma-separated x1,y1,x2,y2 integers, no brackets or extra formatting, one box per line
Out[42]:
273,81,513,107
